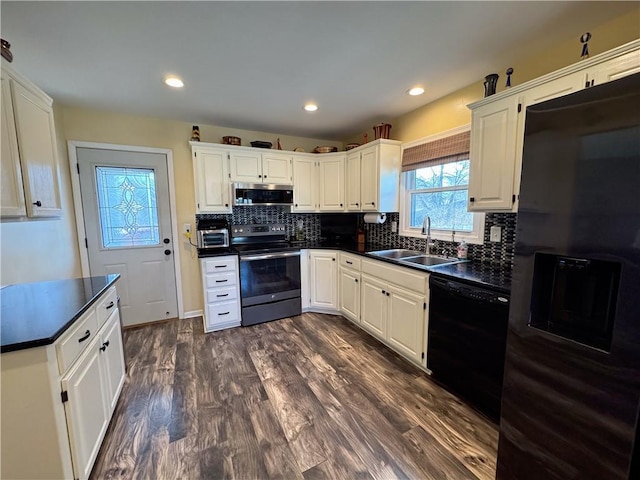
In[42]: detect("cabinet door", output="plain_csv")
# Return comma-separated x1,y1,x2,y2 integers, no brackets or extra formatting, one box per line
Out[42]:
512,72,585,207
10,78,62,217
100,311,126,414
318,155,345,211
346,151,361,210
194,149,231,213
0,72,26,217
230,151,262,182
262,153,292,184
468,95,519,211
360,146,379,211
309,251,338,309
589,50,640,86
61,338,109,480
360,274,386,340
387,284,425,364
339,268,360,323
292,157,317,212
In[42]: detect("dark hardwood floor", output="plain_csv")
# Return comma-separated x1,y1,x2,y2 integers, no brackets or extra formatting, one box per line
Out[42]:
90,313,498,479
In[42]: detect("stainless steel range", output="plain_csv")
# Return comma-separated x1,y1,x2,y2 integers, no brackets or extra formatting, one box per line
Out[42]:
231,224,301,326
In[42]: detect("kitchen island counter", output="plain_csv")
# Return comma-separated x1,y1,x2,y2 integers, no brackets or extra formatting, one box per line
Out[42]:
1,274,120,353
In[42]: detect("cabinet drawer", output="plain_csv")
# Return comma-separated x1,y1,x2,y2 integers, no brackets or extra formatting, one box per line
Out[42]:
56,308,99,374
205,285,238,303
340,253,361,270
362,259,427,294
202,256,237,274
206,301,240,325
95,287,118,329
204,271,237,289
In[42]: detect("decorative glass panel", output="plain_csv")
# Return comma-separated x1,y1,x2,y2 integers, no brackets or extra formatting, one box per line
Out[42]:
95,166,160,248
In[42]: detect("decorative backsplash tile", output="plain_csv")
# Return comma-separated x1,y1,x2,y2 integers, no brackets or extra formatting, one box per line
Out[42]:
364,212,517,269
197,208,517,270
197,207,322,241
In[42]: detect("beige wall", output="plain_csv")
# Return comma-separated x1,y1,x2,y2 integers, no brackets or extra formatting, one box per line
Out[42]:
59,107,343,315
0,104,82,285
346,9,640,144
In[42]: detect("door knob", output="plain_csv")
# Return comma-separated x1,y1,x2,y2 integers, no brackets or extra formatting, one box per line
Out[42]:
164,249,172,255
163,238,170,244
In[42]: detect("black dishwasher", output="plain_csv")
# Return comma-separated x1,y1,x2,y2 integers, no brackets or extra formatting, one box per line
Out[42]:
428,276,510,422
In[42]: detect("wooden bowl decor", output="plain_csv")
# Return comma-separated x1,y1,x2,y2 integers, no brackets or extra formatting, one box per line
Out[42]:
222,135,241,145
345,143,360,151
313,146,338,154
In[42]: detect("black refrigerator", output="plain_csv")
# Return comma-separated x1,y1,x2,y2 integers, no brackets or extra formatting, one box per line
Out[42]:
497,73,640,479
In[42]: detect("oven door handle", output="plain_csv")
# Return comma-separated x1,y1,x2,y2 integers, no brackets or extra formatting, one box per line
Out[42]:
240,251,301,261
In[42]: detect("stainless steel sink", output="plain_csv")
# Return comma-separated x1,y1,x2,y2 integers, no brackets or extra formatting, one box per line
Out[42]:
399,255,462,267
368,249,424,259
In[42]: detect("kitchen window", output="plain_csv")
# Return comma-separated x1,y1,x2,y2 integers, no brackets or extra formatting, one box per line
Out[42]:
399,127,484,243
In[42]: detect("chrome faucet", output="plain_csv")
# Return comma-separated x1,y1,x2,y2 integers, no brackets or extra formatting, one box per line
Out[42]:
421,216,436,255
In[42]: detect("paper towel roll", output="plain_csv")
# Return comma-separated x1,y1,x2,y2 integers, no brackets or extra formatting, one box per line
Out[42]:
364,213,386,224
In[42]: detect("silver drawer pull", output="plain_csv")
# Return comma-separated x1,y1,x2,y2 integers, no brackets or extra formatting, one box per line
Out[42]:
105,301,115,310
215,279,228,283
78,330,91,343
216,293,229,297
218,311,230,316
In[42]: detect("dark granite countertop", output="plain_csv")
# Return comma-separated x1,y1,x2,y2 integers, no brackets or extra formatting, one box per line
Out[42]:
291,241,512,293
1,274,120,353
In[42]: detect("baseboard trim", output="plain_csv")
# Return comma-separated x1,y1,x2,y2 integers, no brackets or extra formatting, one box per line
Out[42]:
182,309,203,319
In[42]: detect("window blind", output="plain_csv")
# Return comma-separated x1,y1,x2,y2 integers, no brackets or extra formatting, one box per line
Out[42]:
401,130,470,172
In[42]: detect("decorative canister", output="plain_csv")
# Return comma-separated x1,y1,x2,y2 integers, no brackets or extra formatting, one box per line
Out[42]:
373,123,392,140
191,125,200,142
483,74,499,97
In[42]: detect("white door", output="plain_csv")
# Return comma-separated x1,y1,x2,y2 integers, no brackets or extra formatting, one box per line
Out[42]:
77,147,178,326
309,251,337,309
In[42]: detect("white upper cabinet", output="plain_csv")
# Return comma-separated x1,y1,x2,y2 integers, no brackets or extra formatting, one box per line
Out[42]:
292,157,318,212
230,149,292,184
318,154,346,211
345,140,401,212
1,62,62,218
468,95,519,211
588,49,640,86
468,40,639,212
192,146,232,213
1,71,26,217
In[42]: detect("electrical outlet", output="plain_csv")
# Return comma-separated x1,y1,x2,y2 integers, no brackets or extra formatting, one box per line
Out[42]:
183,223,191,235
391,221,398,233
490,225,502,242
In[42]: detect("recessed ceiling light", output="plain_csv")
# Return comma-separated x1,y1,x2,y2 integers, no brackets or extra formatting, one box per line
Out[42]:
164,76,184,88
407,86,425,96
304,103,318,112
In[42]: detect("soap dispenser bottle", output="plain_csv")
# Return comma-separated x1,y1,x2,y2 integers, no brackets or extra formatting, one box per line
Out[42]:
457,240,468,259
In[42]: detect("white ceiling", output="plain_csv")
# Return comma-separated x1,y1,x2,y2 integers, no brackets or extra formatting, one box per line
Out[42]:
2,1,636,140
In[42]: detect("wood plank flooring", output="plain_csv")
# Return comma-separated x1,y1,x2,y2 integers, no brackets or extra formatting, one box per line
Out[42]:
90,313,498,479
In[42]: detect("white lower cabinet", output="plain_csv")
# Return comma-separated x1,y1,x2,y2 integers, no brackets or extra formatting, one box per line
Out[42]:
339,268,361,323
361,274,387,339
1,285,125,480
309,250,339,310
386,284,426,363
62,308,125,480
201,256,241,332
360,259,428,366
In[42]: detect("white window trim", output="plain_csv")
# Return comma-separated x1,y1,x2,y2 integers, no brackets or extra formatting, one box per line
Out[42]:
399,125,485,245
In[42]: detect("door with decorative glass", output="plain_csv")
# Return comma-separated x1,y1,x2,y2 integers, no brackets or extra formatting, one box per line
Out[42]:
77,147,178,326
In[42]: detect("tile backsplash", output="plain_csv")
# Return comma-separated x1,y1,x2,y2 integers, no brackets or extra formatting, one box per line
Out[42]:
197,208,517,270
364,212,517,270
